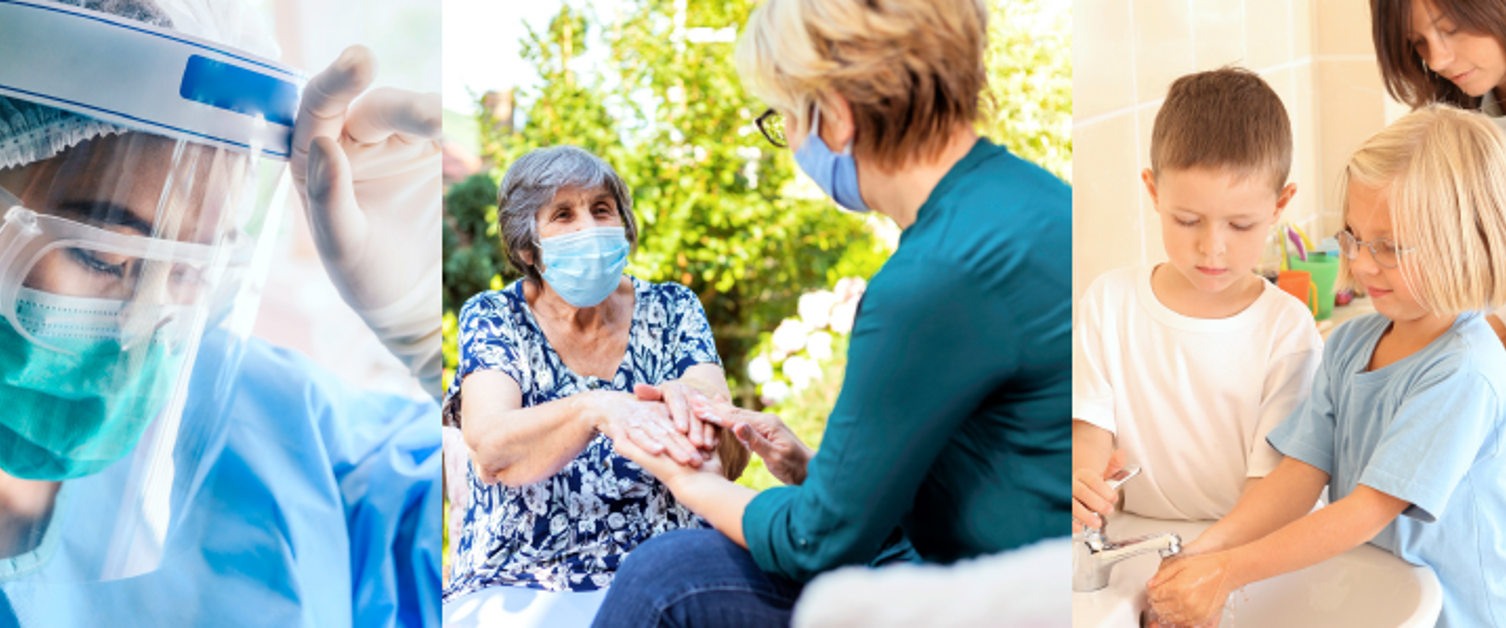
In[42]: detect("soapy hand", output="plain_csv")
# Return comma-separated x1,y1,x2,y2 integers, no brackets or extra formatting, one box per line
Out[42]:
1146,550,1237,626
1073,449,1127,532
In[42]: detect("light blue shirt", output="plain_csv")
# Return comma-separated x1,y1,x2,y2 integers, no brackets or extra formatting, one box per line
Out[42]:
1268,311,1506,628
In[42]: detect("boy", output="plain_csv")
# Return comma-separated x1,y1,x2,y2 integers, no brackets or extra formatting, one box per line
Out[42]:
1073,67,1324,528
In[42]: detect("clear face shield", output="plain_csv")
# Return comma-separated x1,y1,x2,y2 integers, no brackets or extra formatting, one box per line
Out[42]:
0,0,303,582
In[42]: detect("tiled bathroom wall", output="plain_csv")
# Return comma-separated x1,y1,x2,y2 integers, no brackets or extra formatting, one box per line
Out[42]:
1072,0,1399,303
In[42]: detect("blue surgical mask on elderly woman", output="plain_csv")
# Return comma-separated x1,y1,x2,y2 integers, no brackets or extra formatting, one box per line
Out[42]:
539,227,631,307
793,108,870,213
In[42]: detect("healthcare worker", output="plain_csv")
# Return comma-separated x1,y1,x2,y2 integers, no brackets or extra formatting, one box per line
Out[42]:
0,0,441,625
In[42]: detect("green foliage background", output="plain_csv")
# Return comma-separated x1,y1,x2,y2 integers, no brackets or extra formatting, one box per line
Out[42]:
440,0,1071,491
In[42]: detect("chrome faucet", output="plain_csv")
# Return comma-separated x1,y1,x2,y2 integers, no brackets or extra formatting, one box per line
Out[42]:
1072,465,1183,592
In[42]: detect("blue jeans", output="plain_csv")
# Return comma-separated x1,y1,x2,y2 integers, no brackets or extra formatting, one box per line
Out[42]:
591,529,804,628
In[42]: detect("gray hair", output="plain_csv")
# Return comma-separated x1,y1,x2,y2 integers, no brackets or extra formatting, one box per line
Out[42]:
497,146,638,286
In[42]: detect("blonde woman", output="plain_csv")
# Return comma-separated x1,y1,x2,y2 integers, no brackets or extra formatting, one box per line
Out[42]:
1147,105,1506,627
591,0,1071,625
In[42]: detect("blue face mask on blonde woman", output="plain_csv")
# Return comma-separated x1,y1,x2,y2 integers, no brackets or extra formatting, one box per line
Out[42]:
581,0,1074,626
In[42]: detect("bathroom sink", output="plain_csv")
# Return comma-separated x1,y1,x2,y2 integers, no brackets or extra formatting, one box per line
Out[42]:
1072,513,1441,628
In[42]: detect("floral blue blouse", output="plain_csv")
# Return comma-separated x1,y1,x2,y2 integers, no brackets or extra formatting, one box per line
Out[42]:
442,276,721,599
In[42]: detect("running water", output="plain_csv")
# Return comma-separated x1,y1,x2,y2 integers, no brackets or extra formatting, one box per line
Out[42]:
1220,587,1250,628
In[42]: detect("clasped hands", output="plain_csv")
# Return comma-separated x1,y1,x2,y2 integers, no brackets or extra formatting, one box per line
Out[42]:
590,382,812,488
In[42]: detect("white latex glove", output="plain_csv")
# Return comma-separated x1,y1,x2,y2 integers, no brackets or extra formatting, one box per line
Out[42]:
290,46,442,399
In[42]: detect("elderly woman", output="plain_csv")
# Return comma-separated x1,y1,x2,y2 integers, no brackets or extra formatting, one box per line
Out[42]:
442,146,747,627
591,0,1072,626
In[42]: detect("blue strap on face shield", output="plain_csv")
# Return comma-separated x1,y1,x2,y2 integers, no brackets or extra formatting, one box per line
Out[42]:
0,0,306,160
179,55,300,128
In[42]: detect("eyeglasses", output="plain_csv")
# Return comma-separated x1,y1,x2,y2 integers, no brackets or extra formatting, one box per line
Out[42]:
755,108,787,148
1337,229,1414,269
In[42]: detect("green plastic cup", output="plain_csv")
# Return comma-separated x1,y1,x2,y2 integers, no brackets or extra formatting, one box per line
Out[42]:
1289,253,1340,320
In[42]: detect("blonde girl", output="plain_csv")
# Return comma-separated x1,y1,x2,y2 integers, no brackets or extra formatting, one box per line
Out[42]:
1146,104,1506,628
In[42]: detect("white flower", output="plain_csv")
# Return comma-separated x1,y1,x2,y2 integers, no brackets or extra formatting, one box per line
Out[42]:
829,301,859,335
806,331,834,362
747,355,775,384
771,318,811,353
797,290,838,329
783,355,818,391
522,483,549,516
607,512,626,530
761,380,791,404
645,299,667,326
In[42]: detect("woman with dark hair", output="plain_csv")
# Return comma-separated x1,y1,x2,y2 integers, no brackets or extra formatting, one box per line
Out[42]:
1371,0,1506,343
1371,0,1506,131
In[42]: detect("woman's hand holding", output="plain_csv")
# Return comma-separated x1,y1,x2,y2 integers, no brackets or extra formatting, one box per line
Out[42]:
686,392,812,486
580,391,705,468
606,416,726,489
633,380,723,451
1146,550,1239,627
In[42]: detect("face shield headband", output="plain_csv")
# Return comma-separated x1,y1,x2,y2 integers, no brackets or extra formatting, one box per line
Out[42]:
0,0,303,163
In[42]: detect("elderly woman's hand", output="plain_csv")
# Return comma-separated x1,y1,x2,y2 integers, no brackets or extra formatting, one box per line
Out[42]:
579,391,708,469
466,391,702,484
605,416,726,491
633,380,726,452
686,392,812,486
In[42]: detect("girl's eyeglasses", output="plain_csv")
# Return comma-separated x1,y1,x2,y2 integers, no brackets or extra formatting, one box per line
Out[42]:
1337,229,1414,269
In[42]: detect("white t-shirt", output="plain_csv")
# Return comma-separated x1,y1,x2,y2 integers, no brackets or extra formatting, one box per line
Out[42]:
1073,265,1324,521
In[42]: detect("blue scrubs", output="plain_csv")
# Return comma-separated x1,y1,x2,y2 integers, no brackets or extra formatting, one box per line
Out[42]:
0,337,440,627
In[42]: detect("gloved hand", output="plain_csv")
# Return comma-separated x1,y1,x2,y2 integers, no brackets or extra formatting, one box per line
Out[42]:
290,45,443,399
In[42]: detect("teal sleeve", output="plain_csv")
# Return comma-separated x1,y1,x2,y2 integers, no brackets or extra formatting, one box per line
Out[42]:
742,256,1012,582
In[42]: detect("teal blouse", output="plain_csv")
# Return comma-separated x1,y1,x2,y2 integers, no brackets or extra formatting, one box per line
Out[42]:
742,138,1072,582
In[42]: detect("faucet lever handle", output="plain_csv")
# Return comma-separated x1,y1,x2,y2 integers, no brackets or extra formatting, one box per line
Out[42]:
1105,463,1141,492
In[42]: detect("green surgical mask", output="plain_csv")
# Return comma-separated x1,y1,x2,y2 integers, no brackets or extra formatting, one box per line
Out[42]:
0,288,185,481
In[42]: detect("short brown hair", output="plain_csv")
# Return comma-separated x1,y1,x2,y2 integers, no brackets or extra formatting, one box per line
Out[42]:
1150,67,1293,191
734,0,989,171
1371,0,1506,109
